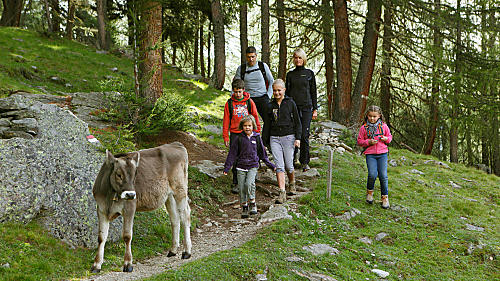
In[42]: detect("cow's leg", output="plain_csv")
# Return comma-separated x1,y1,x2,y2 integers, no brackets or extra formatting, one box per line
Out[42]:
165,194,180,257
178,196,192,259
122,208,135,272
91,208,110,273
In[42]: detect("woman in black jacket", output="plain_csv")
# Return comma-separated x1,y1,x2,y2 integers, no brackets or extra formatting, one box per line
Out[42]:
263,79,302,204
285,48,317,172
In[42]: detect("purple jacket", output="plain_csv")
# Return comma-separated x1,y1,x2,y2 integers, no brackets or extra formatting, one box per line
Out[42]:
224,132,275,173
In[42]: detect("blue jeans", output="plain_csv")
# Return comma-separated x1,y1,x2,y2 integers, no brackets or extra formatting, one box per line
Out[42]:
366,153,388,195
237,167,258,204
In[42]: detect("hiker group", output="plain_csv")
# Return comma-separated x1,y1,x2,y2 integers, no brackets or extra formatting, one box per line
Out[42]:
223,46,392,218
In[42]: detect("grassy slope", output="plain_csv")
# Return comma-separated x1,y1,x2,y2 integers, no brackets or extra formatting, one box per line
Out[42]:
0,28,498,280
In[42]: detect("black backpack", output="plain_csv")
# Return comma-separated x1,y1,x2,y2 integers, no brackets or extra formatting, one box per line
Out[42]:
227,98,253,121
241,61,269,90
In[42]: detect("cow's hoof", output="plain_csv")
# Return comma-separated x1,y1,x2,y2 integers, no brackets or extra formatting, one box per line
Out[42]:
167,251,176,257
181,252,191,259
123,264,133,272
90,266,101,273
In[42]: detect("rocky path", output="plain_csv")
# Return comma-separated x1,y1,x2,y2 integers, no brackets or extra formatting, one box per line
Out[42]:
83,217,264,281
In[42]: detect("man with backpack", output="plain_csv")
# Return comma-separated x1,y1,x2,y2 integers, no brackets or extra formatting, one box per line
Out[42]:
223,79,261,193
233,46,274,126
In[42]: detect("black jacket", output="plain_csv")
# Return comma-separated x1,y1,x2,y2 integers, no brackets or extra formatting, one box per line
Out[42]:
285,66,318,111
263,96,302,144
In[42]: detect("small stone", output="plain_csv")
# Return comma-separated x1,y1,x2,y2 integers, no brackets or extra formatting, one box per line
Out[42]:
371,269,389,278
359,237,372,244
410,169,425,175
450,181,461,189
465,224,484,232
302,244,339,256
110,67,118,72
375,232,388,241
285,256,303,262
1,263,10,268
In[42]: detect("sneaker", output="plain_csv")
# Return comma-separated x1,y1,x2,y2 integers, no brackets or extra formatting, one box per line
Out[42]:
249,202,258,215
366,189,374,204
241,205,249,218
381,195,390,209
275,190,286,204
286,181,297,195
231,184,238,194
302,164,310,172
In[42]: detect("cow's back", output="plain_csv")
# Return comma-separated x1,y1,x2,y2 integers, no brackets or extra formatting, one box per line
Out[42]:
134,142,188,211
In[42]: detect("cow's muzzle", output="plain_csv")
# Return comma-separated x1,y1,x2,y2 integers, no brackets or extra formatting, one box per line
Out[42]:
120,191,136,200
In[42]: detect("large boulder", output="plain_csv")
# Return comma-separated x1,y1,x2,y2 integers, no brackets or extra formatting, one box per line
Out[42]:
0,94,121,248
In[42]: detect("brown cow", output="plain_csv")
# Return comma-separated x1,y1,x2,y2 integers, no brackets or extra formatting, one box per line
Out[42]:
90,142,192,273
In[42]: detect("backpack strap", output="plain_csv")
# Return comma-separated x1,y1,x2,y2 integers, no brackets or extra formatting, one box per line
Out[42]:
258,61,269,90
228,98,252,124
256,134,263,158
240,64,246,80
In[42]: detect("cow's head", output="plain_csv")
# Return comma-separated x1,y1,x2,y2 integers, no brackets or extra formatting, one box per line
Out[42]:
107,150,140,200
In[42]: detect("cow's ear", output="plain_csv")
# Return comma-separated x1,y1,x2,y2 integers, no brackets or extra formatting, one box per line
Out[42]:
106,150,115,165
130,152,140,168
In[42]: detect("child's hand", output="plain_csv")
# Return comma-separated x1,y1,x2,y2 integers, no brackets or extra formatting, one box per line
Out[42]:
273,167,277,171
369,139,378,145
379,136,388,142
223,172,228,175
294,140,301,147
224,140,230,147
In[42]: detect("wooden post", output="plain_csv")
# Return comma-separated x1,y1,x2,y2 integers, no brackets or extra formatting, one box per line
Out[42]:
327,147,333,199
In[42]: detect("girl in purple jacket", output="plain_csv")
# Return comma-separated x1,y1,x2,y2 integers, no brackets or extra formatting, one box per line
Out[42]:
224,115,276,218
357,105,393,209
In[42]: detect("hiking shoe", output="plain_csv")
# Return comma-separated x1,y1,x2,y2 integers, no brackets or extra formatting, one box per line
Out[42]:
231,184,239,194
241,205,249,218
275,190,286,204
249,202,258,215
381,195,390,209
302,164,310,172
366,189,374,204
286,181,297,195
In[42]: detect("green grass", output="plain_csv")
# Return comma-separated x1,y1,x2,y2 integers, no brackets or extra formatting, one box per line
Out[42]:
148,149,499,280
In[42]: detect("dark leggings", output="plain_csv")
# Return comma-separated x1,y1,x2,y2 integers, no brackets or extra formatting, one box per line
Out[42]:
294,108,313,165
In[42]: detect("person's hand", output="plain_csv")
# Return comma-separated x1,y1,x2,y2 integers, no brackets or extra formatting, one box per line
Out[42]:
369,139,378,145
379,136,388,142
223,172,228,175
273,167,277,171
312,110,318,120
294,140,301,147
224,140,230,147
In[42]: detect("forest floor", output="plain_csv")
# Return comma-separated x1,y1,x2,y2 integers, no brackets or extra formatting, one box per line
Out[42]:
83,130,304,281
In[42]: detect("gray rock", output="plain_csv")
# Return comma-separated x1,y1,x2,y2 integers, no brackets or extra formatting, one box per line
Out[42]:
359,237,372,244
410,169,425,175
192,160,224,179
371,269,389,278
292,270,338,281
296,168,320,179
11,118,38,131
302,244,339,256
450,181,461,189
318,121,346,131
0,118,11,127
424,160,451,169
285,256,304,262
1,263,10,268
375,232,389,241
467,243,484,255
389,159,398,167
260,205,292,223
465,224,484,232
335,208,361,220
0,95,121,248
203,125,222,135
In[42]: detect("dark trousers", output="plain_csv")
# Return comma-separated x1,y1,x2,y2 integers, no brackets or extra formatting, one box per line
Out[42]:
295,108,313,166
229,133,240,185
251,95,270,126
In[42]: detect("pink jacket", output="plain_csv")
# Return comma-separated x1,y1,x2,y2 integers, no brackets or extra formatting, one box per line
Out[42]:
357,123,392,155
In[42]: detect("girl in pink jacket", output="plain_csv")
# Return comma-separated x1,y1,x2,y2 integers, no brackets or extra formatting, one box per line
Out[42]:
357,105,393,209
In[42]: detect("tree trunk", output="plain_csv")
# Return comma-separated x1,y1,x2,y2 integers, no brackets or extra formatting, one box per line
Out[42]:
0,0,24,26
277,0,286,80
492,101,500,176
194,14,199,75
380,0,392,127
172,44,177,66
208,23,211,78
49,0,60,33
66,0,75,39
210,0,225,90
96,0,109,50
449,0,461,163
200,18,205,77
322,0,335,120
261,0,270,66
126,0,135,46
333,0,352,124
349,0,381,125
138,0,163,103
239,2,248,66
43,0,52,33
423,0,441,155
